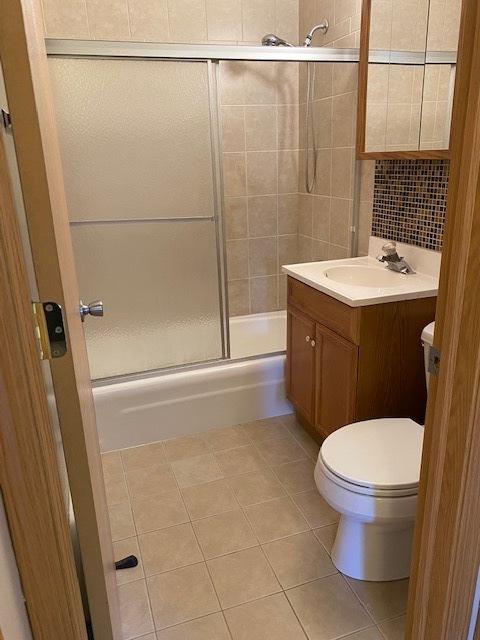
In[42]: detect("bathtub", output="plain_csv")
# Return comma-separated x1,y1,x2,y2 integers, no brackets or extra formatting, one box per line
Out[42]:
94,310,291,452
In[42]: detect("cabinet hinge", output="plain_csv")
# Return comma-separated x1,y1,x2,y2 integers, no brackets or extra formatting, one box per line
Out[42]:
32,302,67,360
1,108,12,130
428,345,441,376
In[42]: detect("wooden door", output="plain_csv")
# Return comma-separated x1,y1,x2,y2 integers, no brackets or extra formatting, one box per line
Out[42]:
0,1,120,638
287,306,316,424
315,324,358,437
405,0,480,637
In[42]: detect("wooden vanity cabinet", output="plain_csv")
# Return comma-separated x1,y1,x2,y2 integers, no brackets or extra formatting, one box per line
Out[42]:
286,276,436,441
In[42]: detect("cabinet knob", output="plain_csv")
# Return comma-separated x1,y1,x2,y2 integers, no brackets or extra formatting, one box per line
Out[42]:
305,335,310,342
311,339,316,347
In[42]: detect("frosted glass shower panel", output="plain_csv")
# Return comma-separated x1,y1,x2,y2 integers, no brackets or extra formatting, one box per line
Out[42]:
49,58,214,220
72,221,222,378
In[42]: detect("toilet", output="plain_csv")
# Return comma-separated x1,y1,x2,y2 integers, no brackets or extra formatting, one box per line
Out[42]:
314,322,435,582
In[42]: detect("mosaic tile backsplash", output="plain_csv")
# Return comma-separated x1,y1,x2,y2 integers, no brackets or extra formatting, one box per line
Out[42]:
372,159,450,251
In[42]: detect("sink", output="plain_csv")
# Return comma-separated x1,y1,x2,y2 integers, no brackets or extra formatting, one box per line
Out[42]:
325,265,402,288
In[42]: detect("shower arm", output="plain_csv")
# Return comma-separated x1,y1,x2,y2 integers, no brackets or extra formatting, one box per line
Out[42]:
303,21,329,47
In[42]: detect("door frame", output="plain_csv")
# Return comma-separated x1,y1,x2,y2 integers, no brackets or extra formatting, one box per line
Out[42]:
0,129,86,638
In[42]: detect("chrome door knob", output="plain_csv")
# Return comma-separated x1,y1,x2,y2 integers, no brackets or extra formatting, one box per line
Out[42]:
80,299,104,322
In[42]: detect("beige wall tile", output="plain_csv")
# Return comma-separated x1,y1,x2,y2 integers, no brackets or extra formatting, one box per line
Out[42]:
167,0,207,42
219,62,245,105
245,106,277,151
277,105,300,149
247,151,277,195
228,279,250,315
276,0,299,45
298,234,312,261
250,276,278,312
206,0,242,41
314,148,333,196
43,0,90,38
278,194,299,234
331,147,353,198
358,200,373,256
332,92,356,147
278,150,299,193
243,62,277,105
312,239,330,260
127,0,169,41
312,195,331,241
249,237,277,276
242,0,276,43
226,239,249,280
330,197,351,247
223,153,246,196
221,106,245,152
86,0,131,39
224,197,248,239
248,195,277,237
278,235,298,271
314,98,333,149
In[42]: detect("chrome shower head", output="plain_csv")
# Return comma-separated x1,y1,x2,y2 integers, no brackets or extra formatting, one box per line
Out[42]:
261,33,293,47
303,21,329,46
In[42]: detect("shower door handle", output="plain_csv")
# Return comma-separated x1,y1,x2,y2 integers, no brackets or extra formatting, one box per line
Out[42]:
80,299,104,322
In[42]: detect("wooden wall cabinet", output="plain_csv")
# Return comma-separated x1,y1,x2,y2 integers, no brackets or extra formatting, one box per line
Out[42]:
286,277,436,441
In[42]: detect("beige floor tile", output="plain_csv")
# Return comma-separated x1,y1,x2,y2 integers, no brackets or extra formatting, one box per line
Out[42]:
164,435,209,462
273,459,317,494
292,490,340,528
207,547,281,608
126,463,177,500
202,425,250,451
138,635,156,640
214,445,267,476
245,496,309,543
262,531,336,589
286,574,373,640
131,489,188,534
147,563,220,630
171,454,224,488
105,474,129,506
192,509,258,559
279,414,321,459
228,468,286,506
114,537,144,585
118,579,154,640
346,578,409,623
241,417,289,443
139,524,203,576
314,524,338,555
102,451,124,480
342,629,384,640
255,435,308,466
155,612,231,639
109,502,136,541
121,442,166,471
377,615,406,640
224,592,307,640
181,479,239,520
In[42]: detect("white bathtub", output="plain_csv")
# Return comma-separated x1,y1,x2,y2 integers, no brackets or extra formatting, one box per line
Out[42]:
94,311,291,452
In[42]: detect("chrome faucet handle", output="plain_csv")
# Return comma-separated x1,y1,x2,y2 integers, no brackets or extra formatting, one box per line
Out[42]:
381,241,398,256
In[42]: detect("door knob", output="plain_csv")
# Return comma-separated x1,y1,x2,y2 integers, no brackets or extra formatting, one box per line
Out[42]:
305,335,311,342
80,299,104,322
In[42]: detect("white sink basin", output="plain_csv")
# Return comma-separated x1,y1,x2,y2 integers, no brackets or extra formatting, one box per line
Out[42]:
325,265,401,288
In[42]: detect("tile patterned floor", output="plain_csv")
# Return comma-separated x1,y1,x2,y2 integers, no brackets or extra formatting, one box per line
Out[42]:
103,414,408,640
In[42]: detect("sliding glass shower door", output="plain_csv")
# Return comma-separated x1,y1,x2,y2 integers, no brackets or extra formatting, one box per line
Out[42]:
49,57,225,379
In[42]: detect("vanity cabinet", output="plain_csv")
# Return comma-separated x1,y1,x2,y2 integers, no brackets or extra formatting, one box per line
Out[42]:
286,276,436,441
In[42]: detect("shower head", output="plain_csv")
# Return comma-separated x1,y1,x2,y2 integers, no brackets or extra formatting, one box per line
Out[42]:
261,33,294,47
303,21,329,46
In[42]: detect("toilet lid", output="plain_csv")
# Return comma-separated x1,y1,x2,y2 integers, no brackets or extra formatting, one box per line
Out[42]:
320,418,424,491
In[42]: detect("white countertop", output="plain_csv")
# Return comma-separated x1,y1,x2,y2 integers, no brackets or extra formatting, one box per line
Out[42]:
282,255,439,307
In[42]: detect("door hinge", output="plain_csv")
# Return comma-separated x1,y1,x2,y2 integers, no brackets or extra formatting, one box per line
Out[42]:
1,108,12,130
32,301,67,360
428,345,441,376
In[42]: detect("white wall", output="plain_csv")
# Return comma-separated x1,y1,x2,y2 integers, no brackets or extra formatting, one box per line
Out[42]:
0,497,33,640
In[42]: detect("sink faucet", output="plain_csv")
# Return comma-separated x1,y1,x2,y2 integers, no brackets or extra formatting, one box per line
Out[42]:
376,241,415,274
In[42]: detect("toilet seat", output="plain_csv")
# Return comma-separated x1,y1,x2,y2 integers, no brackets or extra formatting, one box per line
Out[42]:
320,418,424,497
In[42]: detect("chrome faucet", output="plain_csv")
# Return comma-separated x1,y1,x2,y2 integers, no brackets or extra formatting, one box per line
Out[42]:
376,241,415,274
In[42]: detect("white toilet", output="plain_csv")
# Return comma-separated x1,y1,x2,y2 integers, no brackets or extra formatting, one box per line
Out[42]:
314,322,435,582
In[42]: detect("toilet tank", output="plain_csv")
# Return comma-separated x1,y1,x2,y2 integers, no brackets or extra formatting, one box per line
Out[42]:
421,322,435,390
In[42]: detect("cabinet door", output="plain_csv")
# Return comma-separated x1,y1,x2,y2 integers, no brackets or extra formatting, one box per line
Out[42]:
287,307,316,424
315,323,358,437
